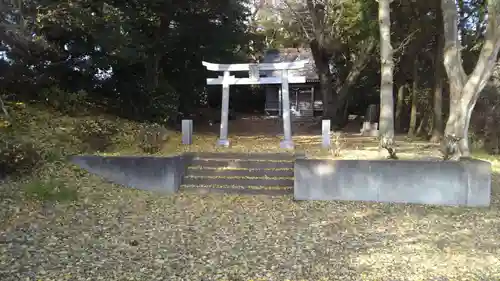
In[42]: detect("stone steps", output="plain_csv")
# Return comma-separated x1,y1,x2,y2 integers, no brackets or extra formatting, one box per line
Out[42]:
180,153,298,195
70,152,491,206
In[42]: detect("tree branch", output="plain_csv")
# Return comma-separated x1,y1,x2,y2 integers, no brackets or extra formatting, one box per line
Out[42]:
306,0,325,46
245,0,263,33
441,0,468,89
283,0,311,40
393,29,418,55
336,37,376,96
461,0,500,106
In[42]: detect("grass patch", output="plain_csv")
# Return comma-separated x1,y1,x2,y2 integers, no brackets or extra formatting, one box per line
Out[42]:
23,179,78,202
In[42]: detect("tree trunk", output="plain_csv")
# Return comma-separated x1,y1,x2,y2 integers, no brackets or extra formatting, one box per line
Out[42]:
378,0,397,159
430,76,444,142
145,53,160,92
395,84,406,132
408,58,418,137
310,39,334,119
319,71,334,118
416,108,430,136
431,5,444,143
306,0,336,120
441,0,500,159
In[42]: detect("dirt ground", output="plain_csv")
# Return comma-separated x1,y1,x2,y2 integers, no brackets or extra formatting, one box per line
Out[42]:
181,114,442,160
194,114,324,135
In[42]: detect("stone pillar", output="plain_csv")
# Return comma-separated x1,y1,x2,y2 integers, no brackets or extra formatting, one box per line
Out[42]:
218,71,231,147
280,69,294,149
361,104,379,137
322,119,331,148
181,119,193,145
278,87,282,117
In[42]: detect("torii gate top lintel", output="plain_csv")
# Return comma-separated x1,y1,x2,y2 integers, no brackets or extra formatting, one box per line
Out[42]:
202,60,308,85
201,60,308,72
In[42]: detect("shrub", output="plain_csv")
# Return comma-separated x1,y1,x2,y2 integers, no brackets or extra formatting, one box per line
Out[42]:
73,119,119,153
0,137,42,178
112,83,179,124
138,123,171,154
39,86,89,115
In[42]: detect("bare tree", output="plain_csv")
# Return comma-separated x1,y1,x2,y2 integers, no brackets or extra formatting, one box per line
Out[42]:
441,0,500,159
377,0,397,159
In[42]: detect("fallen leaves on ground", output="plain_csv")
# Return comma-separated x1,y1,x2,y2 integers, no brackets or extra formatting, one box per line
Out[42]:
1,172,500,281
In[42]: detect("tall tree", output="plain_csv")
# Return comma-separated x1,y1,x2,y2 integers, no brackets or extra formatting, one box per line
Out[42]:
441,0,500,158
378,0,397,158
283,0,376,127
430,6,444,142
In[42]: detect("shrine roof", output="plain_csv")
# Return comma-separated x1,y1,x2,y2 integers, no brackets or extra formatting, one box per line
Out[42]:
260,48,319,80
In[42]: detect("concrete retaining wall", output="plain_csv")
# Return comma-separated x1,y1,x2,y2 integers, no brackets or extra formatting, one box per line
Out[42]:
71,155,191,194
294,158,491,207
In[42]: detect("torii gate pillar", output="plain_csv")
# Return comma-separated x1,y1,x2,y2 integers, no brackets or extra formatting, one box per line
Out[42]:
219,71,231,147
279,69,293,149
202,61,308,148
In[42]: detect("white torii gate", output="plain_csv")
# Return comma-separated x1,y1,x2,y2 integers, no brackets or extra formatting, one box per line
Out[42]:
202,60,308,149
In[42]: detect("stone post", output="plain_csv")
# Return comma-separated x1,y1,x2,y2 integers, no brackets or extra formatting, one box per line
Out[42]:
182,119,193,145
361,104,379,137
322,119,331,148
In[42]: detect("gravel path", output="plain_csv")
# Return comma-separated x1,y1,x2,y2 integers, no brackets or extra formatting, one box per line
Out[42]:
1,172,500,281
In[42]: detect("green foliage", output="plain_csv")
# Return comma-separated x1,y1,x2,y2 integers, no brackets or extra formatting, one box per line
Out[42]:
42,148,66,164
38,86,90,115
125,82,179,123
73,119,119,153
138,123,171,154
23,179,78,202
255,15,305,49
1,0,253,123
0,137,42,178
327,0,377,44
1,0,490,143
